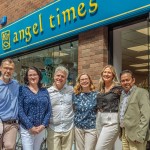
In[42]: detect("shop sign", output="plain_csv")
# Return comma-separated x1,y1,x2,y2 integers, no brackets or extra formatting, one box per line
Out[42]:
0,0,150,58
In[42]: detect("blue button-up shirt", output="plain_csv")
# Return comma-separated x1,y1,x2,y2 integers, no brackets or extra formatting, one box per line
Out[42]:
73,91,97,129
18,86,51,129
119,86,136,127
0,79,19,121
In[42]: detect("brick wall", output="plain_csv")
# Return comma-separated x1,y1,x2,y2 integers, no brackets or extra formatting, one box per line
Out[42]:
78,27,108,89
0,0,53,27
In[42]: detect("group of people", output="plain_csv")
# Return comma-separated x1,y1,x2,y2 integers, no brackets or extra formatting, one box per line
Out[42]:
0,58,150,150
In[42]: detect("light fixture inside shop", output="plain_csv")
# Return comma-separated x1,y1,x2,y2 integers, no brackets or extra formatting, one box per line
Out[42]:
136,55,150,60
128,45,149,52
52,51,68,57
135,69,149,72
130,63,148,67
136,27,150,35
70,42,73,49
59,45,61,51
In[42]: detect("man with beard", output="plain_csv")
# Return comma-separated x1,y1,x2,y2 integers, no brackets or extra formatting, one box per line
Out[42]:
0,58,19,150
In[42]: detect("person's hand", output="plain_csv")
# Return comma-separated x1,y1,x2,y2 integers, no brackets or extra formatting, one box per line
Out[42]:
36,125,45,133
98,108,103,112
29,126,39,135
134,140,140,144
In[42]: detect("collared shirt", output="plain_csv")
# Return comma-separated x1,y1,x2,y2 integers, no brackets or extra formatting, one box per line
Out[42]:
119,86,135,127
48,84,74,132
73,91,97,129
0,79,19,121
18,86,51,129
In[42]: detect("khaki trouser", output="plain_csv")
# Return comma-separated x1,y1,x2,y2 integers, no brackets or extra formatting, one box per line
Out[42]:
47,128,74,150
95,112,119,150
75,127,97,150
0,122,18,150
122,128,147,150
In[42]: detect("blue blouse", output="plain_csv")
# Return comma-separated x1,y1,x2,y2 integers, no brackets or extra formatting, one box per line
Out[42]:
73,91,97,129
18,85,51,129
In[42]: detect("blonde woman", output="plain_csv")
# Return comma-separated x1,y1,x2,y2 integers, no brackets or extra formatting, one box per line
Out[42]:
73,73,97,150
95,65,122,150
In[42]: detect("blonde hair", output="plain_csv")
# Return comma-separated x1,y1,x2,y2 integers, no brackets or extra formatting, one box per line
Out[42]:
74,73,95,95
98,65,119,93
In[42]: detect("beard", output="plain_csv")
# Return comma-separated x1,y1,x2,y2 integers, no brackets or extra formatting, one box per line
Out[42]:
2,74,11,82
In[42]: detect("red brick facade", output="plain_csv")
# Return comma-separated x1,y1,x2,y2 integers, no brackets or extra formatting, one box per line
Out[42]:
0,0,108,89
0,0,53,25
78,27,108,89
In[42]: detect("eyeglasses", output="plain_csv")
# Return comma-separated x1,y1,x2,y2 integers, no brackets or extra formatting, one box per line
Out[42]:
3,67,14,71
28,74,38,77
80,78,89,82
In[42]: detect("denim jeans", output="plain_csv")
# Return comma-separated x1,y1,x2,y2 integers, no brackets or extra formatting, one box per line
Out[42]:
20,126,45,150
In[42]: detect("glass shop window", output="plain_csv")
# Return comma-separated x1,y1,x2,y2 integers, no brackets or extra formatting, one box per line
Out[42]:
13,41,78,87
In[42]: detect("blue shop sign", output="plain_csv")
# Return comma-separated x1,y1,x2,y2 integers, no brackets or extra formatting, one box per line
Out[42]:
0,0,150,58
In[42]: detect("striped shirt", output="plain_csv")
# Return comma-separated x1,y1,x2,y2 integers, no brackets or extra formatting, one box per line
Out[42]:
48,84,74,132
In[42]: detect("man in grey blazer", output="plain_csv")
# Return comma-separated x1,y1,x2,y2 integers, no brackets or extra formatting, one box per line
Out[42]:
119,70,150,150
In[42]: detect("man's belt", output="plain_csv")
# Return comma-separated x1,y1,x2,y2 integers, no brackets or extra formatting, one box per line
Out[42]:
3,120,17,124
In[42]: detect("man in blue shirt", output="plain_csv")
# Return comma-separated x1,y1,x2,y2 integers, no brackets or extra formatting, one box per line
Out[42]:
0,58,19,150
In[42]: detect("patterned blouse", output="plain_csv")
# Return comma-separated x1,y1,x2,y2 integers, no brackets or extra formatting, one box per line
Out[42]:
18,85,51,130
73,91,97,129
97,86,122,112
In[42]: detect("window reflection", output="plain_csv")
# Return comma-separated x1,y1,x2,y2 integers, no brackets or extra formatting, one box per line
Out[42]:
13,41,78,87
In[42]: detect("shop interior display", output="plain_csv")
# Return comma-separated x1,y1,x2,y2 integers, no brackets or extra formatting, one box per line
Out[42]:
13,41,78,87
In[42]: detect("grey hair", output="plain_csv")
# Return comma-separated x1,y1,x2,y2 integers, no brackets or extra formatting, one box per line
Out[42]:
54,66,69,78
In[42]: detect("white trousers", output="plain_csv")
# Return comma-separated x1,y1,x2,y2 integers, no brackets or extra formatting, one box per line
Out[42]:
20,126,45,150
95,112,119,150
75,127,97,150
